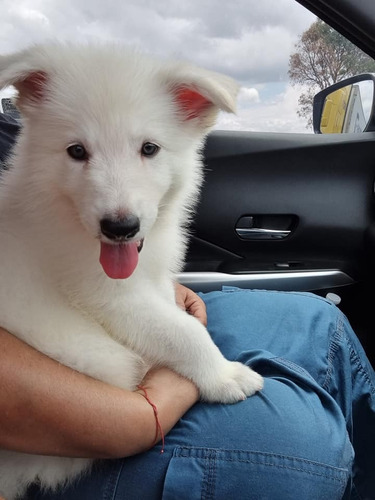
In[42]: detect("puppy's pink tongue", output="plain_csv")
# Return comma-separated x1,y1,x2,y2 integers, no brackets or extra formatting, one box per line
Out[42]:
100,242,139,279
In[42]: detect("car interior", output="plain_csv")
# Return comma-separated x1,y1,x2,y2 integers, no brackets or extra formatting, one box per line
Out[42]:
179,0,375,369
0,1,373,497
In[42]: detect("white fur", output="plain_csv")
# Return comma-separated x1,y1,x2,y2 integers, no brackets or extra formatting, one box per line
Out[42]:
0,42,263,499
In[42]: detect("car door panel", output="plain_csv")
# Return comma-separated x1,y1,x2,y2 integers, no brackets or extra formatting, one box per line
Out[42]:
183,130,375,283
179,129,375,363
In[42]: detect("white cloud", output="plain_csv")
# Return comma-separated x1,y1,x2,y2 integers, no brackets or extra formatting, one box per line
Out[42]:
0,0,317,132
216,83,310,133
239,87,260,104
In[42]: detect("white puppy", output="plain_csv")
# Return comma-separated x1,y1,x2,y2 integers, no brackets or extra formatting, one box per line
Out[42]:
0,43,263,498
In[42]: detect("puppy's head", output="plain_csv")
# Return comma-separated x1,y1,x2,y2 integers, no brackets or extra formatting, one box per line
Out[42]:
0,43,238,278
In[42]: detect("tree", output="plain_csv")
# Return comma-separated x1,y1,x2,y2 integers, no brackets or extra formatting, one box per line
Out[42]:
289,19,375,128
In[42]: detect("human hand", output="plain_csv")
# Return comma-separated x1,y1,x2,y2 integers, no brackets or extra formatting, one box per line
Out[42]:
136,366,199,449
175,283,207,326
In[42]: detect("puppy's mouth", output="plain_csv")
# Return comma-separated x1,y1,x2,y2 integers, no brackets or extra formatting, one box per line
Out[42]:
99,238,144,279
137,239,144,253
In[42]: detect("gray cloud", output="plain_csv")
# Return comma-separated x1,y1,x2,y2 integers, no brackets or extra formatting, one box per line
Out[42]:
0,0,316,131
0,0,314,84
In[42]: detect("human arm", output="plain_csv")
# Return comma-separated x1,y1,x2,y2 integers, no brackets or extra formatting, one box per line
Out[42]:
0,326,198,458
0,285,205,459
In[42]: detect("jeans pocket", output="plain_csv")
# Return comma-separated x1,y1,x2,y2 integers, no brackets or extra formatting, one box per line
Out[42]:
162,446,350,500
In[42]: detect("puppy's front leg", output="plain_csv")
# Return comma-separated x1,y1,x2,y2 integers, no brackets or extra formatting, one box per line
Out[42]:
1,297,147,391
112,296,263,404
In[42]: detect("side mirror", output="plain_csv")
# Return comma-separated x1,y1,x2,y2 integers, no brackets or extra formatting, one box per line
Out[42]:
313,74,375,134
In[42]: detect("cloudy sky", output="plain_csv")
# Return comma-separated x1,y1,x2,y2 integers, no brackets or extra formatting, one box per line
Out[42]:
0,0,316,132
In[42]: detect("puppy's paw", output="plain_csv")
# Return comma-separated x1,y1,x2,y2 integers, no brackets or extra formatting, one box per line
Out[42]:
200,361,263,404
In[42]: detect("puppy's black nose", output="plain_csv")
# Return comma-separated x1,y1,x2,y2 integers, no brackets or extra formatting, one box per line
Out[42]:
100,216,140,240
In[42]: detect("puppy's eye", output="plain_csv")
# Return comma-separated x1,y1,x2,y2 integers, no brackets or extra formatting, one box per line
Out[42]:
141,142,160,158
67,144,88,161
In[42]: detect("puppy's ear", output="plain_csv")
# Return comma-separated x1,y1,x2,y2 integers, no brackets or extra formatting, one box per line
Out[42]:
0,50,48,112
13,71,48,104
165,63,239,129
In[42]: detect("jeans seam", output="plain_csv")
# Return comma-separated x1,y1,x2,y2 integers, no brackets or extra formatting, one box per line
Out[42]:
221,287,335,306
322,319,340,391
271,356,315,380
176,447,349,482
201,450,216,500
323,313,375,395
102,460,124,500
175,455,348,483
344,327,375,396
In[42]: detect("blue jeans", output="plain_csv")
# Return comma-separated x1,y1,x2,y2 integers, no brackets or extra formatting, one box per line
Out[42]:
26,289,375,499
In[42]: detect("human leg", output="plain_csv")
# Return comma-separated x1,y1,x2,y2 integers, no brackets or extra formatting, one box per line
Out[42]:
27,370,352,500
203,288,375,499
27,290,354,500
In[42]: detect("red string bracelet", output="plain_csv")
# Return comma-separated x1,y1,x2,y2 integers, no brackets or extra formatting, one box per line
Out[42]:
137,385,165,454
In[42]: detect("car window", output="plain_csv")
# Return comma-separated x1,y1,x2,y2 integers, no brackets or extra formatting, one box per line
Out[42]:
0,0,373,133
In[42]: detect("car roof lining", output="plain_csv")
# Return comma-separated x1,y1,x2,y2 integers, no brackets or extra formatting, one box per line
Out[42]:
296,0,375,59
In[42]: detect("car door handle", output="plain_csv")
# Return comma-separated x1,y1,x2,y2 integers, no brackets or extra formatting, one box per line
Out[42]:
235,227,291,240
235,215,296,240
